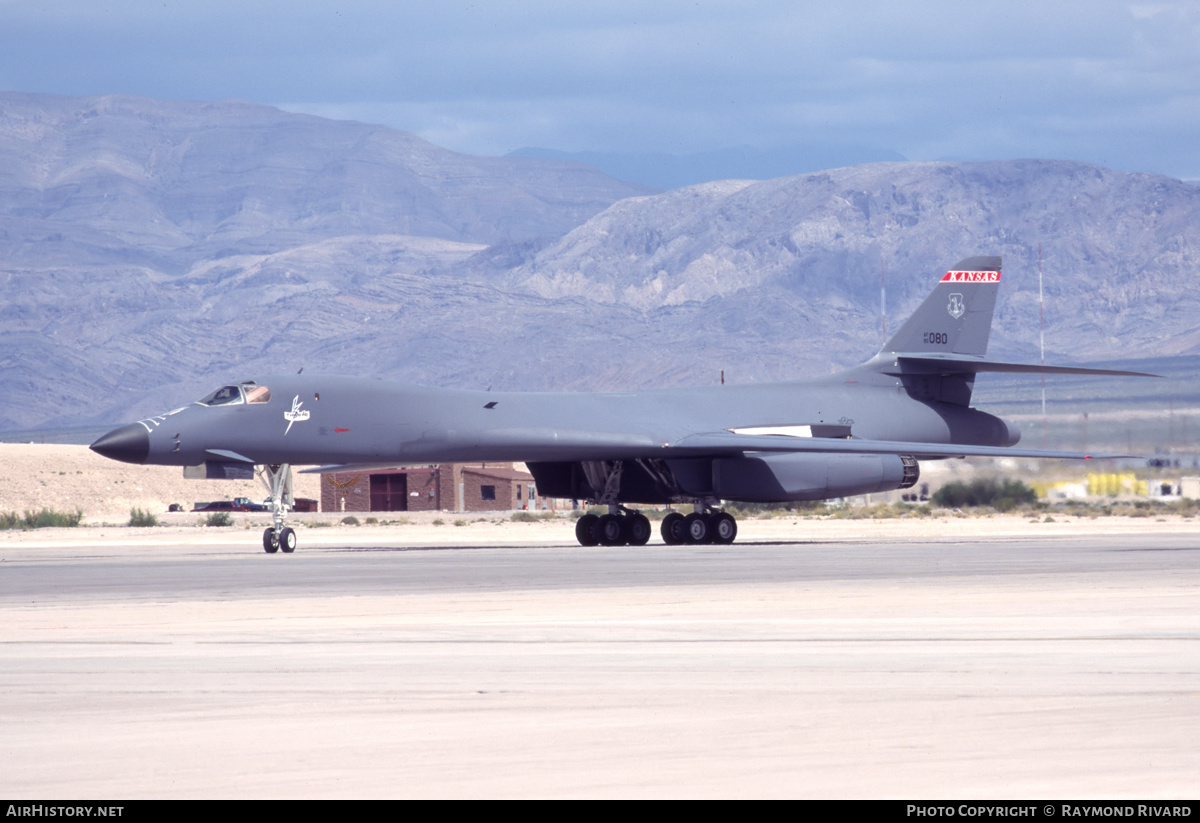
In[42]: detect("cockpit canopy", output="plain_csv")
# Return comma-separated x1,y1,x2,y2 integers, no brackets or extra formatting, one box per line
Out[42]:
197,381,272,407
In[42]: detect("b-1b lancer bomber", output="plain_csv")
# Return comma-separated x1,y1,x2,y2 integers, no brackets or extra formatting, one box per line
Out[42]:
91,256,1149,552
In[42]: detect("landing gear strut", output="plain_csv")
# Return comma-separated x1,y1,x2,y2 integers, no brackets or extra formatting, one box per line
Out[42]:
573,460,653,546
258,463,296,554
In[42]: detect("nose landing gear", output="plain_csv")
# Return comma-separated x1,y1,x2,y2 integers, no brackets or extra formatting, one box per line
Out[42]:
262,525,296,553
258,463,297,554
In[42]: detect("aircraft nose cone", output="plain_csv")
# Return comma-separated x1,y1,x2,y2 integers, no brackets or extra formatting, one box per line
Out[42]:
90,423,150,464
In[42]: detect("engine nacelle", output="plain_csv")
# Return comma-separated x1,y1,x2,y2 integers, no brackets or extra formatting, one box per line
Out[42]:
712,453,919,503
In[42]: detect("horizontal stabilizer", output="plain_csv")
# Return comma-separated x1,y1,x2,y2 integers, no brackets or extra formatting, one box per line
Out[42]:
885,356,1160,378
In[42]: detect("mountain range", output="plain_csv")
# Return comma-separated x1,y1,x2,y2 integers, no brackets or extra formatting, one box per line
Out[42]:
506,142,907,190
1,91,1197,432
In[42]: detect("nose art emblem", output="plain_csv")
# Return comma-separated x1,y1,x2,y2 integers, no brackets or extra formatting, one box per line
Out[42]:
283,395,311,434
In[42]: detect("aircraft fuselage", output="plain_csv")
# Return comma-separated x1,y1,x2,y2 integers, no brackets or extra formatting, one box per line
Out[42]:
92,365,1018,471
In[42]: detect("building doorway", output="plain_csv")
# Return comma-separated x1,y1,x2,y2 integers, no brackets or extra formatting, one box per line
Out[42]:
369,473,408,511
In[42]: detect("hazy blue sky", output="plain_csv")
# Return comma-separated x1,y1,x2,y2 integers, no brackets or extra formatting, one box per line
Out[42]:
3,1,1198,178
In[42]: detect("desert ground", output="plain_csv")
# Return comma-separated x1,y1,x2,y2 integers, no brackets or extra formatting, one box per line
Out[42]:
1,442,1185,531
3,444,1199,798
0,443,323,520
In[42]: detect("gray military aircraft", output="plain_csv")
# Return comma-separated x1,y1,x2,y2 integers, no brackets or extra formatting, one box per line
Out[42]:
91,256,1149,552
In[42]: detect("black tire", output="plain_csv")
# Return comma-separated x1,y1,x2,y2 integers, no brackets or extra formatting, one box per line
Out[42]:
279,527,297,553
684,512,710,544
710,512,737,544
597,514,625,546
626,513,652,546
661,512,685,545
263,527,278,553
575,513,599,546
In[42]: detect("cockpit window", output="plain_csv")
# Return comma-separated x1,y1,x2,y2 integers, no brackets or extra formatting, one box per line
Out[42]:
198,385,244,406
244,385,271,404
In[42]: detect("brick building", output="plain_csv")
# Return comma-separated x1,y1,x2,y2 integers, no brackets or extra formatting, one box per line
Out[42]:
321,463,547,513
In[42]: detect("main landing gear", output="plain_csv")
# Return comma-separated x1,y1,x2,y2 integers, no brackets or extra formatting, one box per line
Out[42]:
573,505,738,546
659,507,737,545
258,463,296,554
575,507,653,546
570,459,740,546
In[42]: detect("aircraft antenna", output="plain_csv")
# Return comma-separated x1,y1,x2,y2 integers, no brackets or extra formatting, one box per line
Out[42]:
1038,244,1047,448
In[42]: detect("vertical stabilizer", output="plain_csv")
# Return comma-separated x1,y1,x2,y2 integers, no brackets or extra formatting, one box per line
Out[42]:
881,256,1001,356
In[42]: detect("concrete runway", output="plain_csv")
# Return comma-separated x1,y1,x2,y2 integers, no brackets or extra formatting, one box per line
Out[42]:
3,523,1199,798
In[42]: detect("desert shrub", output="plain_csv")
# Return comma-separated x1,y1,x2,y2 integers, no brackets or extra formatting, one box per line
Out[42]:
204,511,233,527
32,509,83,528
341,516,361,526
0,509,84,530
510,511,539,522
725,501,824,518
932,479,1037,511
129,508,158,527
827,502,919,519
511,511,560,522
